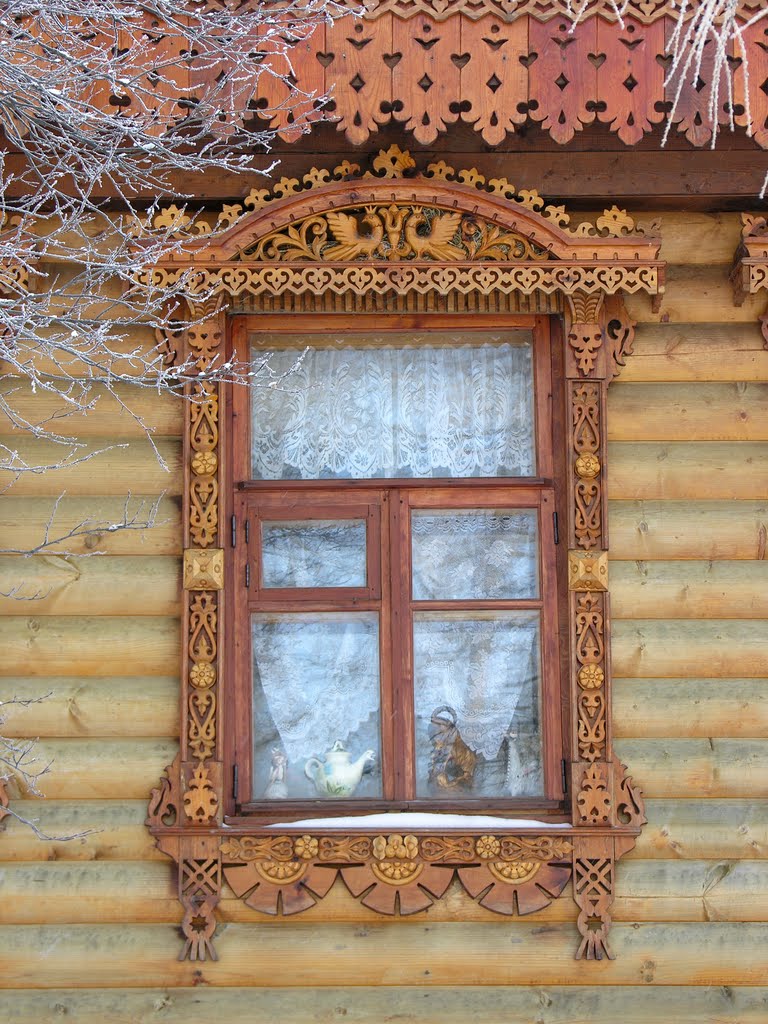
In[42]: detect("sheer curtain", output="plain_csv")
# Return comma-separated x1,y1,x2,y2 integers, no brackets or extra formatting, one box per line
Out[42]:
251,338,536,480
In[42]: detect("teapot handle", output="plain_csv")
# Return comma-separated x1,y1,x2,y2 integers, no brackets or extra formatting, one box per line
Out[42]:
304,757,322,782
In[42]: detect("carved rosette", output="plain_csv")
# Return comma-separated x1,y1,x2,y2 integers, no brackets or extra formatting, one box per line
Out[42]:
143,148,655,963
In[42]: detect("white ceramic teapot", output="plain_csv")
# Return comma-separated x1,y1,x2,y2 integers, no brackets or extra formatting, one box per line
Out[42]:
304,740,375,798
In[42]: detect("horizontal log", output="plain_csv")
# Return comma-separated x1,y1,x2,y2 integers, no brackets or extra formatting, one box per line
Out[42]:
608,500,768,560
614,739,768,799
0,381,182,438
614,679,768,738
0,801,162,862
0,438,182,496
625,265,766,325
0,555,181,616
2,859,767,926
4,986,768,1024
0,495,181,556
0,739,178,800
2,798,765,864
0,616,179,677
618,323,768,383
3,922,768,987
0,677,178,738
0,735,762,803
633,800,768,861
610,561,768,619
607,443,768,500
612,619,768,678
608,383,768,442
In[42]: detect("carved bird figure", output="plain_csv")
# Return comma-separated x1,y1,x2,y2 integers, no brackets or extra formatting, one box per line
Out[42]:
404,208,465,260
324,207,384,260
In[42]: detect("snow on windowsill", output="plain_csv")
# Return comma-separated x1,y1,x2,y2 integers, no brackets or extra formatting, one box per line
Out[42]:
264,812,571,830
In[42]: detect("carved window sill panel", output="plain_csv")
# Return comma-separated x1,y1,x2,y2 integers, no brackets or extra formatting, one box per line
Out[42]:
146,146,658,964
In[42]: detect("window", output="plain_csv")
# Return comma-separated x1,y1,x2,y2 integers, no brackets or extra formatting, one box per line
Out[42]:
227,315,567,820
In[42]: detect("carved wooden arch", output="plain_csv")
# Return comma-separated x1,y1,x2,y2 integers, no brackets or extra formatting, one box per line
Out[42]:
146,147,660,963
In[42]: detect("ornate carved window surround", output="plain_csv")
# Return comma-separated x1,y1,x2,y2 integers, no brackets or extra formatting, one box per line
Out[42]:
145,147,660,963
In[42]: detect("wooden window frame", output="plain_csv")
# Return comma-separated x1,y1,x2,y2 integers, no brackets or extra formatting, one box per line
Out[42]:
226,313,568,820
145,151,659,961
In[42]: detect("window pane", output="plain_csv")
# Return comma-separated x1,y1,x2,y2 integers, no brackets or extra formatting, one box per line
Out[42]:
413,612,543,799
412,509,539,601
251,332,536,479
262,519,367,589
252,612,381,801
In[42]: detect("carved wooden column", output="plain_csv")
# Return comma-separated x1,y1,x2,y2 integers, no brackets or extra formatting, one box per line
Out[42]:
564,290,644,960
732,213,768,349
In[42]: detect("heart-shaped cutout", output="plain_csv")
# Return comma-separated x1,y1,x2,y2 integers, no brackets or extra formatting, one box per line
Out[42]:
519,51,538,67
451,52,471,69
588,52,606,68
316,51,335,67
383,51,402,69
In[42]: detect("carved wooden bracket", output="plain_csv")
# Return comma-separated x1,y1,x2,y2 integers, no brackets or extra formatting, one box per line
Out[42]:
733,214,768,350
145,146,654,963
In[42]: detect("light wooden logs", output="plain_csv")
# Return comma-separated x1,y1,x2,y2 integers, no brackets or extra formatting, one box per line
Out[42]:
634,800,768,861
0,556,181,616
0,737,763,801
626,266,766,325
3,799,764,864
610,561,768,619
612,619,768,677
0,677,179,738
607,443,768,500
0,616,180,676
614,679,768,738
2,861,768,925
618,324,768,383
608,383,768,441
4,985,768,1024
0,496,181,555
0,438,182,495
0,739,178,800
613,739,768,799
0,801,162,862
2,922,768,987
0,382,181,438
608,500,768,560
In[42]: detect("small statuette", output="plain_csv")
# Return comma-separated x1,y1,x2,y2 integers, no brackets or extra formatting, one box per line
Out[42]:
428,705,476,791
264,747,288,800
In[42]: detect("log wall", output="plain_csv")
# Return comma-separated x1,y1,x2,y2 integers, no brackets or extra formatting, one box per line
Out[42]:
1,212,767,1021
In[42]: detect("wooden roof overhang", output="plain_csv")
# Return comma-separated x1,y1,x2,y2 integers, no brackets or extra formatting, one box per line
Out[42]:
247,0,768,151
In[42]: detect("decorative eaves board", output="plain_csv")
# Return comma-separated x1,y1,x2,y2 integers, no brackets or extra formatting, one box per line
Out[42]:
249,9,768,147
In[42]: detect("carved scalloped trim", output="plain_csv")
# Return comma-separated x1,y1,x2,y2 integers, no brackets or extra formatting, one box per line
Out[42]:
137,146,653,243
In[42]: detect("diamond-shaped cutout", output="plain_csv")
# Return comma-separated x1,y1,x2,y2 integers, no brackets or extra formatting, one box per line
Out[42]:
695,75,706,93
486,73,502,93
555,73,569,90
761,77,768,96
623,74,638,92
350,73,365,92
418,73,433,91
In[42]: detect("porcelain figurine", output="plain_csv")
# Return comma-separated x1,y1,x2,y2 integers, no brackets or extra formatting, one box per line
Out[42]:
264,747,288,799
304,740,375,798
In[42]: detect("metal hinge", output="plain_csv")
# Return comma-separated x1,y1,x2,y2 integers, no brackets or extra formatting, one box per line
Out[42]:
232,764,239,802
244,519,250,544
231,513,237,548
561,759,568,794
553,511,560,545
245,563,250,588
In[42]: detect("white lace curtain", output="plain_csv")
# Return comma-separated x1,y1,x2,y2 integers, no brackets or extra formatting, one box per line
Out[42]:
251,338,536,480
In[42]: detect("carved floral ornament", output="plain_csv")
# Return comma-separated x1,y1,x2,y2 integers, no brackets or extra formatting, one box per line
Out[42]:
145,145,654,964
732,213,768,351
